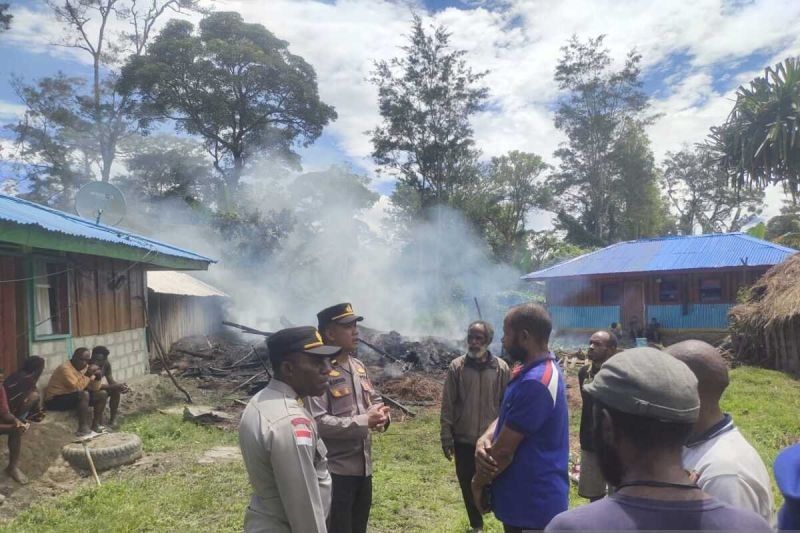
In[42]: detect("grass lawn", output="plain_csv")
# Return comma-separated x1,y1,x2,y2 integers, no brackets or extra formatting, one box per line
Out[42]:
4,365,799,532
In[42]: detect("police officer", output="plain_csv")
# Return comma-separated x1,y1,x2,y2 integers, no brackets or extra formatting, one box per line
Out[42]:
239,326,341,533
309,303,390,533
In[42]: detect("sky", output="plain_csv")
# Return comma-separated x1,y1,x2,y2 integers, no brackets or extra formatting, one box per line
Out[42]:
1,0,798,227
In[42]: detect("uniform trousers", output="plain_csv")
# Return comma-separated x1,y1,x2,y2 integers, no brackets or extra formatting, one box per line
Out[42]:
329,473,372,533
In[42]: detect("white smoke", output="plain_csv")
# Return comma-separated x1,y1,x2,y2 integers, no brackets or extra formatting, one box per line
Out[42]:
121,165,528,341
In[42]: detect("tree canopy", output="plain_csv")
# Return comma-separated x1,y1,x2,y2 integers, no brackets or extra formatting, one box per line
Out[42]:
118,11,337,197
370,14,488,220
708,57,800,200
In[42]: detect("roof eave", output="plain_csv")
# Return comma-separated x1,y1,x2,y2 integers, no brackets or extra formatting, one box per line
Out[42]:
0,221,213,271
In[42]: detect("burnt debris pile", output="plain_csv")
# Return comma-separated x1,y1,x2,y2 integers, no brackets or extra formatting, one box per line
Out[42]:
152,334,270,395
150,323,464,408
358,328,463,371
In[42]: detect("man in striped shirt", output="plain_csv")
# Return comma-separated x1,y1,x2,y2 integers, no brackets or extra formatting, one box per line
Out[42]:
472,304,569,532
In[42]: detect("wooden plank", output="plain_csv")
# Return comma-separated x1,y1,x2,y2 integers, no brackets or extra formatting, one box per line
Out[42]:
96,258,116,334
113,260,131,331
75,259,100,337
0,257,17,373
129,267,145,329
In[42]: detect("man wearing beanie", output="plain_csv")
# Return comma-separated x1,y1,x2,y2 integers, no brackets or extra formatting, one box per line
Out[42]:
545,347,771,532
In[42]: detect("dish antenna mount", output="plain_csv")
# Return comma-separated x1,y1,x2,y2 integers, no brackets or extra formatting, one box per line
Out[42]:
75,182,127,226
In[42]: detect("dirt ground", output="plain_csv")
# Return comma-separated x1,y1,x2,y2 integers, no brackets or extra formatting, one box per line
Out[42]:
0,374,191,521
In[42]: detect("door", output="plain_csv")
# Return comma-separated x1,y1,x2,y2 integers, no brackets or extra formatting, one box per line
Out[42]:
622,281,645,338
0,256,21,373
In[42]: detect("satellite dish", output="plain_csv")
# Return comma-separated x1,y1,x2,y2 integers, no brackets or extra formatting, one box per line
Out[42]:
75,182,127,226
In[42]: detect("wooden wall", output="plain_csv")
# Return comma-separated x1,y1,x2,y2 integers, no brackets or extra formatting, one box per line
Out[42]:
0,256,20,373
71,257,147,337
148,292,225,353
545,267,769,307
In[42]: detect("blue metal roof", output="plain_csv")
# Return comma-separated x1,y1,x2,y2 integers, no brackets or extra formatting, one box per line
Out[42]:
522,233,796,281
0,194,215,265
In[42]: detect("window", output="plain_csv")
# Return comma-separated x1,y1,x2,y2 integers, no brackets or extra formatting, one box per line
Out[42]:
33,261,70,337
600,283,622,305
699,278,722,303
659,280,680,303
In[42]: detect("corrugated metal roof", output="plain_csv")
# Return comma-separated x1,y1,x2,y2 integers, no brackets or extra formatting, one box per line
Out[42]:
522,233,797,281
0,194,214,265
147,271,229,297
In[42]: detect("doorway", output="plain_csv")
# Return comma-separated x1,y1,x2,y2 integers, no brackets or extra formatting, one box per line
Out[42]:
622,281,645,338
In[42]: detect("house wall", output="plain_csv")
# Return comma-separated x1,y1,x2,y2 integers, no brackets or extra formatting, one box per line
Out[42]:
0,249,152,379
32,327,149,387
544,267,770,332
148,291,226,353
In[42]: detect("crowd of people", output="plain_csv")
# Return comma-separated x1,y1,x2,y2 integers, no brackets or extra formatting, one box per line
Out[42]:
0,345,129,492
1,300,796,530
238,301,799,533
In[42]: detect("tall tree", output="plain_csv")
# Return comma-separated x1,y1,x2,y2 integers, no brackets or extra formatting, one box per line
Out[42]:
0,3,12,31
7,0,197,204
707,57,800,200
662,147,764,234
7,75,97,207
118,11,337,198
610,120,674,240
115,135,216,204
550,35,653,244
480,151,551,262
369,15,488,220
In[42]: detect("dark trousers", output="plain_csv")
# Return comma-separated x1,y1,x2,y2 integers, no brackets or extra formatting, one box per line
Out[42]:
454,442,483,529
503,527,542,533
329,473,372,533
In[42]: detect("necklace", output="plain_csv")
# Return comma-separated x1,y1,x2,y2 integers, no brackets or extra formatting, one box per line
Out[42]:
615,480,700,491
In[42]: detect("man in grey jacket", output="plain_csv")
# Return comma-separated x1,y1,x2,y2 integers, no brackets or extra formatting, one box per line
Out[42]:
440,320,510,533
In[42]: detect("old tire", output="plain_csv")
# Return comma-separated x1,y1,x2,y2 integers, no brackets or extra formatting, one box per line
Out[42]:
62,432,143,472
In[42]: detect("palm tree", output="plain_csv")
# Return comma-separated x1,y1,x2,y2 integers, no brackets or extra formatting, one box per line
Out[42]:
708,57,800,199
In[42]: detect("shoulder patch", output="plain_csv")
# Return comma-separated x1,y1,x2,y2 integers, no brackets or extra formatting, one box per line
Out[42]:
292,417,313,446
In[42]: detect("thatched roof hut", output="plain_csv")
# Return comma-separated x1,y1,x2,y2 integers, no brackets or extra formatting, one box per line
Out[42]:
729,253,800,374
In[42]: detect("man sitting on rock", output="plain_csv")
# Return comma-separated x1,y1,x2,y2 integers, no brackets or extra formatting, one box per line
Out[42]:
0,367,32,484
44,347,107,437
91,346,130,427
3,356,46,422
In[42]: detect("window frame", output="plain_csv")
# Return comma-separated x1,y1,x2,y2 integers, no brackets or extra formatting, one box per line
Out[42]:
29,257,72,341
658,278,681,303
698,277,723,303
600,282,622,305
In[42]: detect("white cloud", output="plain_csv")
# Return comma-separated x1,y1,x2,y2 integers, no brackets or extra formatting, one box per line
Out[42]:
0,101,26,121
4,0,800,212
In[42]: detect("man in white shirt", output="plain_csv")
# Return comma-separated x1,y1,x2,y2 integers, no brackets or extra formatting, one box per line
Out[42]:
667,340,774,523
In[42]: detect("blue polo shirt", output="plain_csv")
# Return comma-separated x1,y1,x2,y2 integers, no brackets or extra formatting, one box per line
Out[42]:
490,354,569,529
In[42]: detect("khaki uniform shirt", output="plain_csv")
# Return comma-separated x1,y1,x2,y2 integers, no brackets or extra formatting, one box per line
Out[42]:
238,379,331,533
440,353,509,448
309,356,382,476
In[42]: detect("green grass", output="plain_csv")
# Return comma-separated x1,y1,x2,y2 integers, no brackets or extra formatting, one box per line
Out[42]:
4,365,798,532
722,366,800,506
118,411,239,454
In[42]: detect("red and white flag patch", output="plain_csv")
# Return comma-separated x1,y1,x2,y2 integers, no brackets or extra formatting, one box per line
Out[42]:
291,417,313,447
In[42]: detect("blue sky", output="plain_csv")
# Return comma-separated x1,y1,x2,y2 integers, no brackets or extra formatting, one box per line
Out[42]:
1,0,799,211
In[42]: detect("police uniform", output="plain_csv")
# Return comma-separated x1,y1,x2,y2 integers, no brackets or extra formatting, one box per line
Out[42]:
238,327,340,533
309,303,385,533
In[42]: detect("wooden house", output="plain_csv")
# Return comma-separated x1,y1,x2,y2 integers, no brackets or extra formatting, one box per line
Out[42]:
522,233,796,337
147,270,229,353
0,194,214,382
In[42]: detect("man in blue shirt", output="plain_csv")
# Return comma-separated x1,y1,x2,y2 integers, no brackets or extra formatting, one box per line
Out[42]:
472,303,569,532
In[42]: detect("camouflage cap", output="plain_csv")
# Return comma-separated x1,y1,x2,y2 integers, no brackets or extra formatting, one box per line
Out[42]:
584,347,700,423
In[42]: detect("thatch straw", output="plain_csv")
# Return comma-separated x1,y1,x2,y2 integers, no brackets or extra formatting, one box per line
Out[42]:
730,253,800,327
